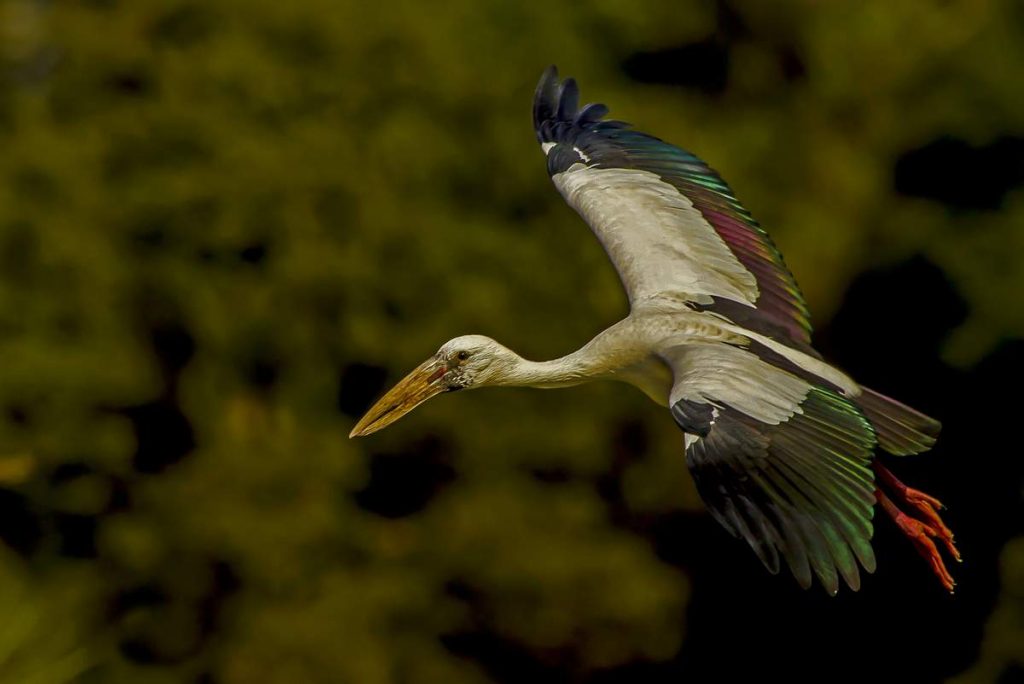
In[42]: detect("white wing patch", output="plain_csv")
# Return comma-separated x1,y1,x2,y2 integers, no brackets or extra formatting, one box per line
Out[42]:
541,142,557,155
663,343,810,425
552,164,758,307
713,321,861,397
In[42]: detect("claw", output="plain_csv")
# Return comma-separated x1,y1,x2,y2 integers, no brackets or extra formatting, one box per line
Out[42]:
873,462,960,560
893,504,956,592
903,489,960,561
905,487,945,511
876,486,959,592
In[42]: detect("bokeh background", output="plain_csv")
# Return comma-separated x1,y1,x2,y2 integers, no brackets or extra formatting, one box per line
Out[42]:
1,0,1023,682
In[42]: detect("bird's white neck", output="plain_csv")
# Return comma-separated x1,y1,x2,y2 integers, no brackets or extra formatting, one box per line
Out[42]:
490,348,597,389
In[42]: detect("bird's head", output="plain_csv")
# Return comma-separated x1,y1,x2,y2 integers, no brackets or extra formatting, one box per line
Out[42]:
349,335,517,437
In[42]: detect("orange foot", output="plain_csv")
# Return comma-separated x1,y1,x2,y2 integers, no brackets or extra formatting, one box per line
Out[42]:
873,462,960,561
873,462,960,592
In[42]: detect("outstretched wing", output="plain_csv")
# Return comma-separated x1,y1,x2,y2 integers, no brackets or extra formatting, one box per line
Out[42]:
534,66,813,351
663,342,878,594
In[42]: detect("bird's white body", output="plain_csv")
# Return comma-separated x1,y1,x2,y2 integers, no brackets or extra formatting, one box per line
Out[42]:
484,304,857,426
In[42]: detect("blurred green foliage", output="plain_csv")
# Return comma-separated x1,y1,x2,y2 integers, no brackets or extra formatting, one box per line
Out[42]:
0,0,1022,682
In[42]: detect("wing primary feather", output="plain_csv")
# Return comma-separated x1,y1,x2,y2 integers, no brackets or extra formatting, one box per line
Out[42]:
556,77,579,122
575,102,608,125
533,65,560,142
768,452,866,589
750,467,840,593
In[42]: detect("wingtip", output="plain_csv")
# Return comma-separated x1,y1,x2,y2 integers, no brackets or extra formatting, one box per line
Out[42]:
535,64,560,100
533,66,615,143
533,65,561,140
556,77,579,121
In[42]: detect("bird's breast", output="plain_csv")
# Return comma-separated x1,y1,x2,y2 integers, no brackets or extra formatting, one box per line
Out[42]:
608,355,674,406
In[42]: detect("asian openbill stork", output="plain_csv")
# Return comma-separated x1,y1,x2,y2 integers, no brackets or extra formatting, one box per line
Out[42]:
350,66,959,595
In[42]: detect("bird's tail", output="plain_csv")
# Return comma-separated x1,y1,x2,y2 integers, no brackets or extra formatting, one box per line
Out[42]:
855,387,941,456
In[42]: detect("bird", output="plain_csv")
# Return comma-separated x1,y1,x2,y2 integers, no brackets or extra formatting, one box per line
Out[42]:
349,66,959,595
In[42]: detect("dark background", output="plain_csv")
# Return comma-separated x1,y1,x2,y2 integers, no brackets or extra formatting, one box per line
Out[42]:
1,1,1022,682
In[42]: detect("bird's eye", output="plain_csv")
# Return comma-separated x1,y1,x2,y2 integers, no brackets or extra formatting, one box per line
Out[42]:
456,351,469,361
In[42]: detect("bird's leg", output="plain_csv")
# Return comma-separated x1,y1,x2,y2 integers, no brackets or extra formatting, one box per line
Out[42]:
873,462,960,592
873,460,944,518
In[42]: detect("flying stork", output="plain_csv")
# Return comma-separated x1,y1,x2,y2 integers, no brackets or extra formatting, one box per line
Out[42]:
350,66,959,595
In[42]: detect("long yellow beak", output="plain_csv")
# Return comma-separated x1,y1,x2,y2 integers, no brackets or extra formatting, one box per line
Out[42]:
348,357,448,437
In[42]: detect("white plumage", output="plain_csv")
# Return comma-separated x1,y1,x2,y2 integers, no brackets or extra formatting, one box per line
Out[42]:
553,164,758,307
